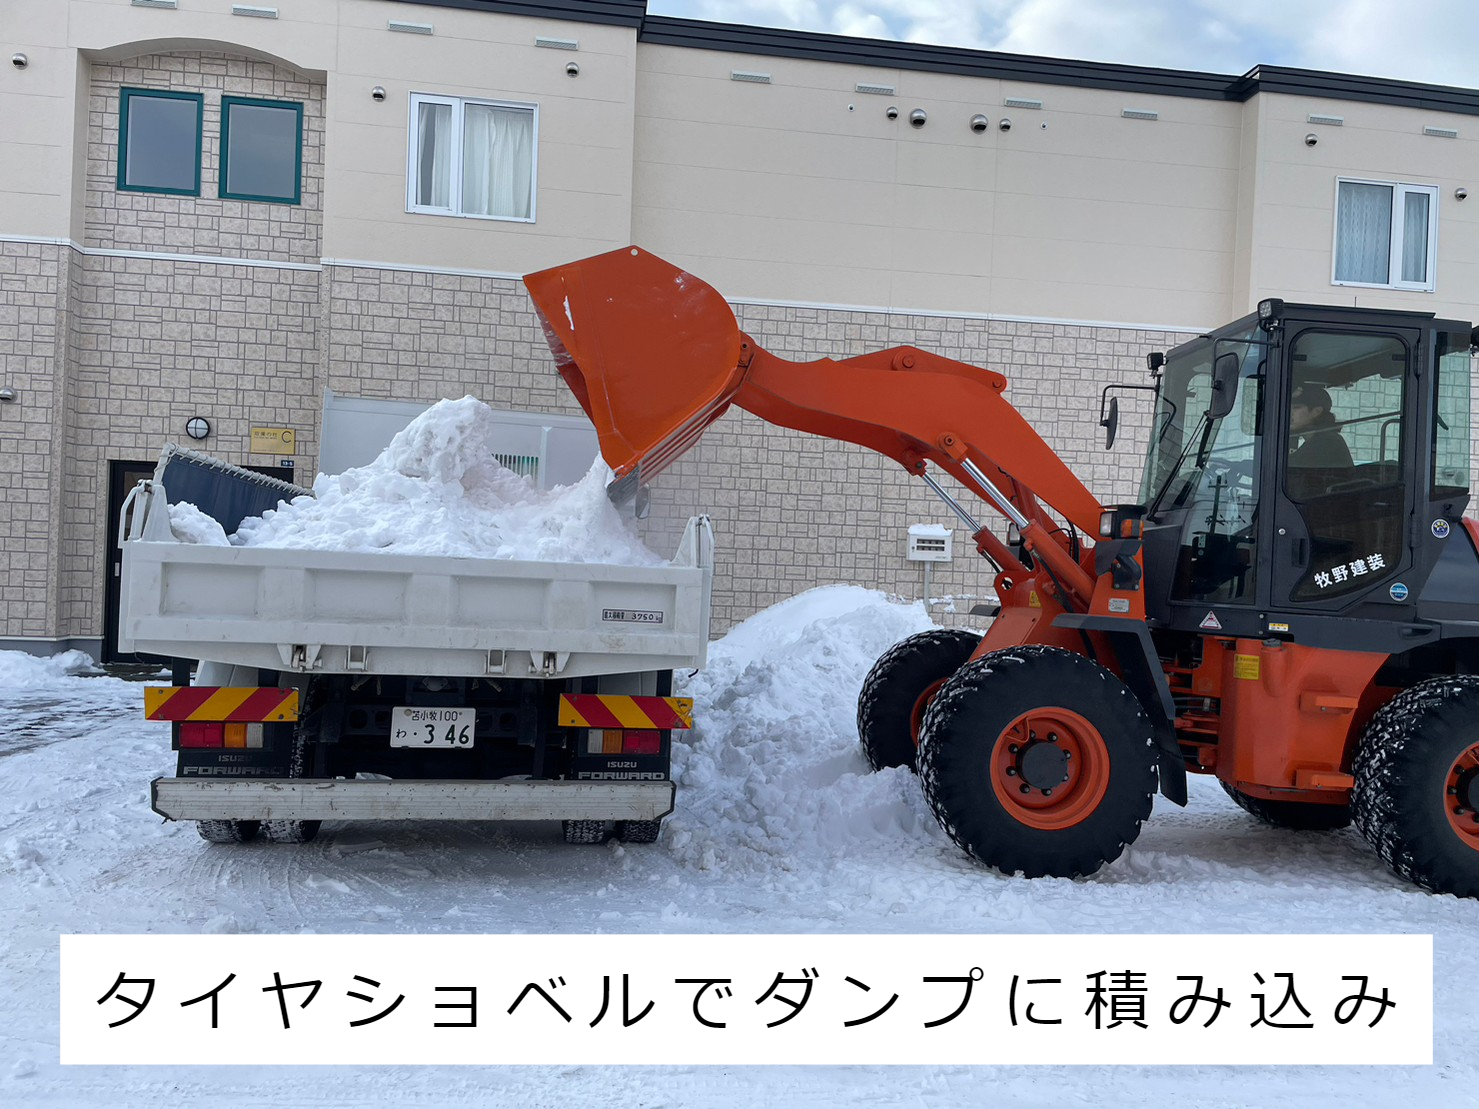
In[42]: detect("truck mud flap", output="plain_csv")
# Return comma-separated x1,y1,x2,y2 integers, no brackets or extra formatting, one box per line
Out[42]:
151,778,675,823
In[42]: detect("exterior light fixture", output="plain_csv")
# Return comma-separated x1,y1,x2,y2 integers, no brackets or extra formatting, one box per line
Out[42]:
186,417,211,440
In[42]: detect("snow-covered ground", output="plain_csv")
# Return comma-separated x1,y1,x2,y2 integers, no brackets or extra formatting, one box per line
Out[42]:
2,587,1474,1106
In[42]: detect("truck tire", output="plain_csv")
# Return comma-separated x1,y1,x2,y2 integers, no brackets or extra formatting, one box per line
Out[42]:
1219,780,1351,830
1351,677,1479,899
196,819,260,844
563,819,608,845
262,685,322,845
857,628,981,772
262,818,321,844
615,819,661,844
918,645,1156,879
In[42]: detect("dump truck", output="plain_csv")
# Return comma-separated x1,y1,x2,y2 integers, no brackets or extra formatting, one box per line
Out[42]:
523,245,1479,898
119,445,713,845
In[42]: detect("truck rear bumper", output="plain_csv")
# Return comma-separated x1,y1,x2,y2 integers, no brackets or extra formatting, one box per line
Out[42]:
151,778,675,823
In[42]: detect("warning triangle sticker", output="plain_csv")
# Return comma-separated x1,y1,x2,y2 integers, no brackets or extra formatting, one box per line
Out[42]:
1199,611,1223,631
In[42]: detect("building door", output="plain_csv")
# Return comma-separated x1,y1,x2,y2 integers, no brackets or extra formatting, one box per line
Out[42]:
102,459,296,663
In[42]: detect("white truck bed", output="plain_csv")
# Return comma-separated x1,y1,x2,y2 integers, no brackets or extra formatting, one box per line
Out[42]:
118,474,713,679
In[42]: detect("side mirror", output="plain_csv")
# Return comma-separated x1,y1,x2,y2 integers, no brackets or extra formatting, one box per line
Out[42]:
1208,351,1240,420
1100,396,1120,449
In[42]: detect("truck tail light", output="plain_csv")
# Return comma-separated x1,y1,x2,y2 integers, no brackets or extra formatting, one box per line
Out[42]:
179,722,223,748
622,730,660,755
178,722,264,749
584,729,662,755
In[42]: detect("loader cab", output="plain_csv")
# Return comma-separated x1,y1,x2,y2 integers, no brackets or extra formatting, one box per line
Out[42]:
1138,302,1475,648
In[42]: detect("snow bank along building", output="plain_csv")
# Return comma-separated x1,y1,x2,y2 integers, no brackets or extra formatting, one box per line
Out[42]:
3,0,1478,658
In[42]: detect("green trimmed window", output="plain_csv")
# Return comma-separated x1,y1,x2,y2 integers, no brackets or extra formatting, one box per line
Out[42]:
117,88,203,196
219,96,303,204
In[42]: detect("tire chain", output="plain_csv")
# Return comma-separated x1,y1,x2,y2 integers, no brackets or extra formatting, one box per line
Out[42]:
856,628,980,772
917,643,1156,876
1350,675,1479,893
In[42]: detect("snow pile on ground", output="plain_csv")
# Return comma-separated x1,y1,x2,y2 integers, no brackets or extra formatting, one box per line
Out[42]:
172,397,663,565
670,587,941,871
0,649,101,686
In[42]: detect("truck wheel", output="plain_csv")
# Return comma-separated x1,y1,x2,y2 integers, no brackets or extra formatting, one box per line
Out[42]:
563,819,608,845
918,645,1156,879
262,819,321,844
196,819,260,844
615,819,661,844
1351,676,1479,899
857,629,981,772
1219,781,1351,830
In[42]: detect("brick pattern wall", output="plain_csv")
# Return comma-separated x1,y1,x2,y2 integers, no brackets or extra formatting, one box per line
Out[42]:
0,242,70,639
325,267,586,419
86,53,324,264
59,255,323,637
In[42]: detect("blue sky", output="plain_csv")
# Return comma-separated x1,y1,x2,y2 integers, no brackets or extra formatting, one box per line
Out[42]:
646,0,1479,87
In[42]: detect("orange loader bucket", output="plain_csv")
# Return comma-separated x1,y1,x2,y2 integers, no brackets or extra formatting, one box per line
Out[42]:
523,246,747,485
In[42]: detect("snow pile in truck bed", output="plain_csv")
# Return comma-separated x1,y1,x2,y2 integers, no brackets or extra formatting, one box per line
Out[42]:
172,396,664,565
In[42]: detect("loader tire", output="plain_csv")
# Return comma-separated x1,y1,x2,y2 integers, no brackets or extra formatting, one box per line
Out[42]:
196,819,260,844
918,645,1156,879
1351,677,1479,899
1218,780,1351,830
857,628,981,772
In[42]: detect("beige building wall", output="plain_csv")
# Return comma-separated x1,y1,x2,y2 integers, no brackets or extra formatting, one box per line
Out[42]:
633,43,1241,327
1240,91,1479,316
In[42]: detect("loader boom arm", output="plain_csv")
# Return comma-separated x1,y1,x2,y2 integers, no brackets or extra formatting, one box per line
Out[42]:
524,246,1106,608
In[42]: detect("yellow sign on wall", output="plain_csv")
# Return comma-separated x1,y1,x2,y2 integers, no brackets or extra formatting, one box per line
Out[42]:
250,426,296,455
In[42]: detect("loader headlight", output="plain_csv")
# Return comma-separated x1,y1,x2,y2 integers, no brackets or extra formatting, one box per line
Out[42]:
1258,298,1284,331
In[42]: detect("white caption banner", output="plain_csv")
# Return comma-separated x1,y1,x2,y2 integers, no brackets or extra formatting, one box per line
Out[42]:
62,933,1431,1065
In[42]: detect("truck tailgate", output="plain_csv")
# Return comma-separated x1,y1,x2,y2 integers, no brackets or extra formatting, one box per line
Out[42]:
120,485,713,678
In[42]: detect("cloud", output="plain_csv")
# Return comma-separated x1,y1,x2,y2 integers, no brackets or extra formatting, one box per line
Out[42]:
649,0,1479,86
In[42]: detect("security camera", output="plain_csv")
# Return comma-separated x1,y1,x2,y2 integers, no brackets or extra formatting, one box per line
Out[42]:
371,85,386,102
970,114,989,134
1304,133,1318,146
886,105,898,120
11,53,26,69
1457,187,1469,201
909,108,927,128
565,61,579,77
998,117,1012,132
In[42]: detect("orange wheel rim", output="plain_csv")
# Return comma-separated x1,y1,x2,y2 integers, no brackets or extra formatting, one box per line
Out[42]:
910,678,949,750
1443,741,1479,851
989,707,1111,831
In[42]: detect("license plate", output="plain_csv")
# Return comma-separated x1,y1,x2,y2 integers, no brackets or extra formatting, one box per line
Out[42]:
390,706,476,748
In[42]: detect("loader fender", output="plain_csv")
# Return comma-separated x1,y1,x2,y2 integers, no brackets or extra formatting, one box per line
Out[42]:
1053,614,1186,806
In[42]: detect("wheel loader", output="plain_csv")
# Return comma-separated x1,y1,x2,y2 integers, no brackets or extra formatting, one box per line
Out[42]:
524,245,1479,898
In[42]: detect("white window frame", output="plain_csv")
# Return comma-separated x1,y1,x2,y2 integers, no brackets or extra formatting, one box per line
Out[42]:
405,93,538,223
1331,177,1438,292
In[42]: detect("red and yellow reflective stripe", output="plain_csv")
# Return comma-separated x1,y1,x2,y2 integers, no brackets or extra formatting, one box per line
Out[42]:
557,694,693,730
145,687,299,723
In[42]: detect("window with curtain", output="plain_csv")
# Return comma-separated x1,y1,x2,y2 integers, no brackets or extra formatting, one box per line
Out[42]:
1333,179,1437,291
407,94,536,221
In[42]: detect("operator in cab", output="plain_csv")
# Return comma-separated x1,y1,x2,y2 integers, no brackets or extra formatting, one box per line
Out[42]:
1287,382,1354,500
1288,381,1353,480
